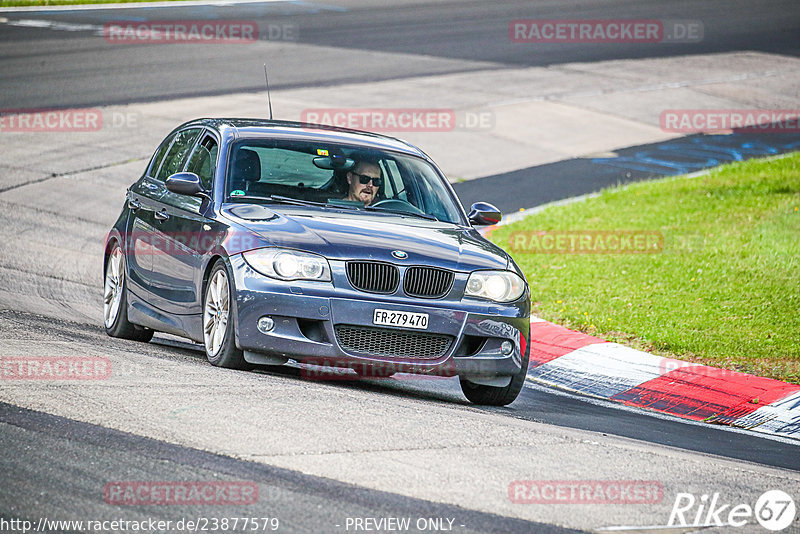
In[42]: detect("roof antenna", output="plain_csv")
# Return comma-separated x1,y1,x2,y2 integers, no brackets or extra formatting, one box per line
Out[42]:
263,63,274,120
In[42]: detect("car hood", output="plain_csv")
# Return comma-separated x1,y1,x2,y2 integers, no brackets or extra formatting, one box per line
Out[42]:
221,204,508,272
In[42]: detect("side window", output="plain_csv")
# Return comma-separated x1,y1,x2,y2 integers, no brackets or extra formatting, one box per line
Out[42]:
146,132,177,178
186,135,218,190
155,128,202,182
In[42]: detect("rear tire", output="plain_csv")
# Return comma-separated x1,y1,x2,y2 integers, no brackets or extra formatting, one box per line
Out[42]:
104,242,154,342
459,333,529,406
203,261,250,370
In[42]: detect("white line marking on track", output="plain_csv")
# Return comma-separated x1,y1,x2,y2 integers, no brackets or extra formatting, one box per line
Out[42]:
0,0,290,13
1,17,103,33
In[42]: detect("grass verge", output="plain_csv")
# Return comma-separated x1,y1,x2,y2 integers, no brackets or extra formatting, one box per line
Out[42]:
489,153,800,383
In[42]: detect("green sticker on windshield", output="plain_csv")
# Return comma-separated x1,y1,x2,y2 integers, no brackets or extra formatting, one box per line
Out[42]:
231,189,245,196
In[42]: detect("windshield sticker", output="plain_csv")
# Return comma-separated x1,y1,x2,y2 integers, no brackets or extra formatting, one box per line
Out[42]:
231,189,246,196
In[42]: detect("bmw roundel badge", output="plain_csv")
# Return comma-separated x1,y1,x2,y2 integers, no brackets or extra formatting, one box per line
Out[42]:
392,250,408,260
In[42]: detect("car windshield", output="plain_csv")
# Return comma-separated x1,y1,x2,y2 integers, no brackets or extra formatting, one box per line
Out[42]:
225,139,464,224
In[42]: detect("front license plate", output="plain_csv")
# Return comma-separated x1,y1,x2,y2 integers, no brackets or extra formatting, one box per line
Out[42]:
373,309,429,330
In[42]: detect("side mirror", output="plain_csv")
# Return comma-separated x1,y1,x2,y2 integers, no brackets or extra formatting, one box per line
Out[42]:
166,172,205,197
468,202,501,226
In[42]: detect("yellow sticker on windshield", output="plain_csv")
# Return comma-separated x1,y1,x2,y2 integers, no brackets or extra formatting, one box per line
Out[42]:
316,149,329,156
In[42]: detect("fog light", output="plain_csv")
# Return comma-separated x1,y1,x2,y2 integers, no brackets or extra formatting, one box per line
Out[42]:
257,316,275,334
501,340,514,355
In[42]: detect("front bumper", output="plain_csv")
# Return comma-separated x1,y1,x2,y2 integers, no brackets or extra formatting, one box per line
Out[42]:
229,255,530,379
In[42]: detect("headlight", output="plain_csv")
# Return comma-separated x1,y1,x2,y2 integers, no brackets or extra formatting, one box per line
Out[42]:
243,248,331,282
464,270,525,302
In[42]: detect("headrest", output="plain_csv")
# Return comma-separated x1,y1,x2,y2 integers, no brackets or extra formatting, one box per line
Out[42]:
233,149,261,183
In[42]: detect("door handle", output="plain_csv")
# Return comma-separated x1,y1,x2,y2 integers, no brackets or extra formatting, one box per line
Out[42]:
155,209,169,221
128,198,141,210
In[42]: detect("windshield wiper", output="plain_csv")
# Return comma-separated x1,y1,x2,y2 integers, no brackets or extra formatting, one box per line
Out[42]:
266,195,331,208
229,194,439,221
228,194,330,208
363,205,439,221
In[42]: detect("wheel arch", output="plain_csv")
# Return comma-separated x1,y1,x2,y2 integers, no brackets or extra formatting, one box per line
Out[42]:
201,254,227,304
103,231,122,278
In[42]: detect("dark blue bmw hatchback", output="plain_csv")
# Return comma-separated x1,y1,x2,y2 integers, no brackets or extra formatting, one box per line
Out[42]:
104,118,530,405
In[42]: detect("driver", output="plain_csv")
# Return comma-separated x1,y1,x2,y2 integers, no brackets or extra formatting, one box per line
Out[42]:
345,160,383,206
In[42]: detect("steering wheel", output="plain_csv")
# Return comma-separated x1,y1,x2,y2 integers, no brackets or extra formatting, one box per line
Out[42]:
371,199,427,216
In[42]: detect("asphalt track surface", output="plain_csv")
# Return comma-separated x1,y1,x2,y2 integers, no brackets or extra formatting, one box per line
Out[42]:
2,1,800,532
1,309,798,531
0,0,798,108
0,401,575,534
454,131,800,213
3,308,799,472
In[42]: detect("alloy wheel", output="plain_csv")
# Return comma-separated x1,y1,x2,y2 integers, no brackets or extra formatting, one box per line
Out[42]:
103,247,124,329
203,269,230,357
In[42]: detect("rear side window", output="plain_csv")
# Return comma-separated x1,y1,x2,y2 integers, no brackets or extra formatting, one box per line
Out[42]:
146,132,177,178
186,134,218,190
155,128,202,182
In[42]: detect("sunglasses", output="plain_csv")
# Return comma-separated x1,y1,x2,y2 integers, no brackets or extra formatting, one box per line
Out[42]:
352,172,383,188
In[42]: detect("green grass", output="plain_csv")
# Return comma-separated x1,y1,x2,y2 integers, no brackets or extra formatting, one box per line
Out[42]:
1,0,193,6
489,153,800,383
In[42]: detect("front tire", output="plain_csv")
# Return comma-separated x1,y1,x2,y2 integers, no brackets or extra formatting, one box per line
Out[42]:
203,261,249,370
459,334,529,406
104,243,153,342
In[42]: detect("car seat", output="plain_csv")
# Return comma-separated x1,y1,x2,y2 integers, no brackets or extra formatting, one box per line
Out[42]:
230,148,261,193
